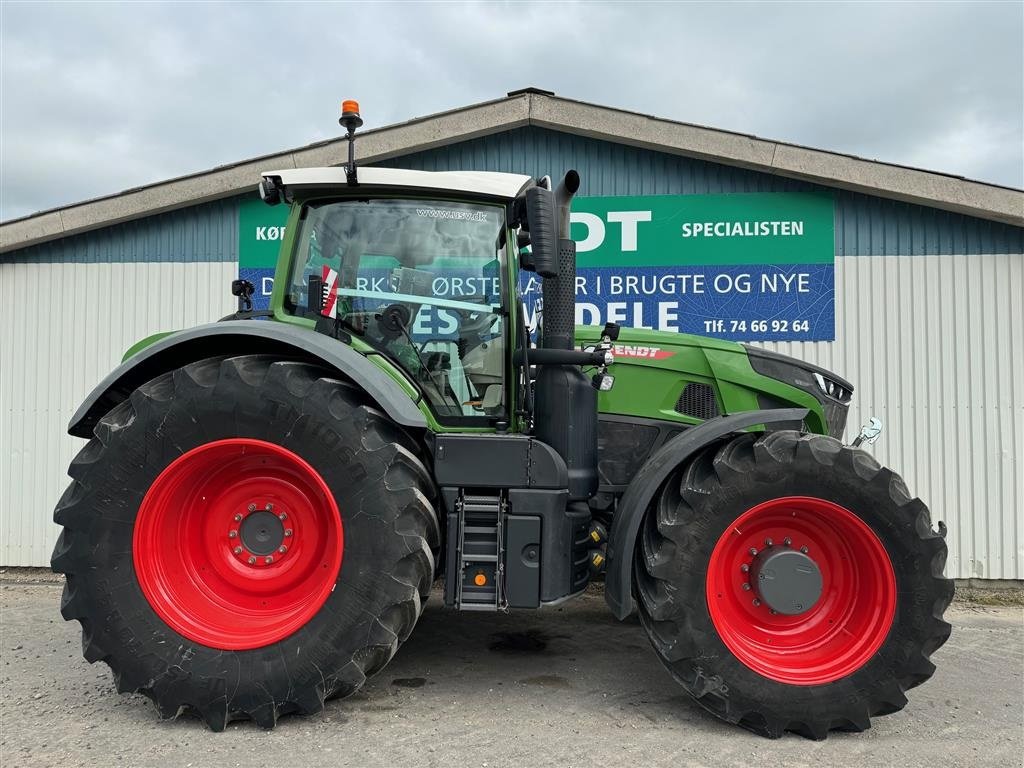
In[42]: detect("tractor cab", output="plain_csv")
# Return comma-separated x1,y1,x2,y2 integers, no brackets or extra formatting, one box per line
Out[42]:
270,177,516,423
257,99,612,438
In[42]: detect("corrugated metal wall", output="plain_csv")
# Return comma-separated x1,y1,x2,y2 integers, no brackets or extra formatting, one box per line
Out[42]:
1,198,241,564
8,197,240,264
758,253,1023,580
1,126,1021,577
0,260,237,566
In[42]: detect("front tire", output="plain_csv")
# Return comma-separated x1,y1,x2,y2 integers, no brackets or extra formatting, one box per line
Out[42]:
51,355,439,730
635,431,953,739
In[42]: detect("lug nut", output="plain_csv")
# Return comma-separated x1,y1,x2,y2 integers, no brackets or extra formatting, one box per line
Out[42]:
234,513,243,522
752,598,761,607
248,556,256,565
284,529,293,537
765,538,773,547
748,548,758,557
265,503,274,512
278,512,287,521
229,530,238,538
264,556,274,565
741,583,751,591
784,537,792,546
800,546,809,554
278,545,288,554
769,609,778,615
740,564,750,573
233,546,243,555
247,504,256,513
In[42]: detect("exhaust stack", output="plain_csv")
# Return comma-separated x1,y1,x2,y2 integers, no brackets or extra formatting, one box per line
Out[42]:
532,169,597,501
541,170,581,351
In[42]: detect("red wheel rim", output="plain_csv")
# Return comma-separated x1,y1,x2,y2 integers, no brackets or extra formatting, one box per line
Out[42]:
133,439,343,650
705,496,896,685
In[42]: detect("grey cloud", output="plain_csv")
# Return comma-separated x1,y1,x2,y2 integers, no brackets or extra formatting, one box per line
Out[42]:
1,1,1021,222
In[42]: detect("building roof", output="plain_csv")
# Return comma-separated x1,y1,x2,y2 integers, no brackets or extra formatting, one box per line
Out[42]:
2,88,1021,253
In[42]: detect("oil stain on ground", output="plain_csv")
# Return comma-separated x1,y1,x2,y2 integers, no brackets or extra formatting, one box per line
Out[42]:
487,629,551,653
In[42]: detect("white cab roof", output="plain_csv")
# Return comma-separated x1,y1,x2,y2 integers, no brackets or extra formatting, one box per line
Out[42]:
263,166,533,200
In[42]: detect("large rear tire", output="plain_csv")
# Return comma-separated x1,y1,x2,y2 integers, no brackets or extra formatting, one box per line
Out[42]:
51,355,439,730
635,431,952,739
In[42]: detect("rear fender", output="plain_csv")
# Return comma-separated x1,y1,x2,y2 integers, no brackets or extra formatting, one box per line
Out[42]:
604,408,809,620
68,320,427,438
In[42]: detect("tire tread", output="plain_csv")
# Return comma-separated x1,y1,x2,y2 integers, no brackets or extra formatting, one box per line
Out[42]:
51,355,439,730
635,430,954,740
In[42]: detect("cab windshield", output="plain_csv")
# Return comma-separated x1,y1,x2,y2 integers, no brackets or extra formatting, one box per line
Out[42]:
287,198,507,421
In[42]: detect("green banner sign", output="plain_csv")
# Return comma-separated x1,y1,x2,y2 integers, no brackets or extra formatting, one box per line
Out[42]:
239,198,289,269
570,192,834,267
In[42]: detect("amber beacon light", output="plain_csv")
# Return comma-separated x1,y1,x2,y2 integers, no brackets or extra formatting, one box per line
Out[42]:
339,99,363,184
341,100,361,121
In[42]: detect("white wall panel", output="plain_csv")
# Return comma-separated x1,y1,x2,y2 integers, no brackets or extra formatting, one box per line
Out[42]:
756,253,1023,580
1,254,1021,579
0,260,236,566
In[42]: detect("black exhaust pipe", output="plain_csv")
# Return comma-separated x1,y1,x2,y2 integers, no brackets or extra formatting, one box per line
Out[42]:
542,170,580,351
554,169,580,240
533,170,597,501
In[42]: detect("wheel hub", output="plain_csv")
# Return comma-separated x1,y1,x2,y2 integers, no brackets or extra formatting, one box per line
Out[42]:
233,506,289,563
750,545,822,615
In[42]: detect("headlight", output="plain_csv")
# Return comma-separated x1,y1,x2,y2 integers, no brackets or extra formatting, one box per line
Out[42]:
812,372,852,403
744,345,854,439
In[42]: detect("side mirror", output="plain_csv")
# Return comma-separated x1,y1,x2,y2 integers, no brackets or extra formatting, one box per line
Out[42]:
231,279,255,312
523,186,558,278
259,176,281,206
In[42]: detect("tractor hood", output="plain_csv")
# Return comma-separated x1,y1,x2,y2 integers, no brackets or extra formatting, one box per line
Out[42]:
575,326,854,439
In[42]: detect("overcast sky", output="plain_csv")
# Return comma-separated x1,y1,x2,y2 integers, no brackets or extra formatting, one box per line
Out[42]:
1,1,1021,222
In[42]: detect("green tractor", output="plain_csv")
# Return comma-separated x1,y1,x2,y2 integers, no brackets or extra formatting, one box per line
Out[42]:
52,103,952,739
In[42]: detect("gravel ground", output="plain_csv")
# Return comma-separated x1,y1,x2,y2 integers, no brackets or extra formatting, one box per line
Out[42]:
1,577,1021,768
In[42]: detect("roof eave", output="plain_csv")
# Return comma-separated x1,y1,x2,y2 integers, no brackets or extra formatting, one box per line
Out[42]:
2,90,1021,254
529,96,1024,227
0,94,532,253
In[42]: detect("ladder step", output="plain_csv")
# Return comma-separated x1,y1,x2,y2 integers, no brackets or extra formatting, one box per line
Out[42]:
463,525,498,535
464,494,499,504
458,602,498,612
461,554,498,562
464,503,499,513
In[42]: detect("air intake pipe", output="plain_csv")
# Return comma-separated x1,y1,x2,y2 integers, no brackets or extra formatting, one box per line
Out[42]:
541,170,580,351
531,170,596,501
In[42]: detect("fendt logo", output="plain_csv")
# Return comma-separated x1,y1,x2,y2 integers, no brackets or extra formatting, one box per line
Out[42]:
612,345,675,360
255,226,287,241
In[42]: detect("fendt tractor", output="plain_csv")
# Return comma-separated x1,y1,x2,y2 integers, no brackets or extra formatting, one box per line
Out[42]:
52,102,953,740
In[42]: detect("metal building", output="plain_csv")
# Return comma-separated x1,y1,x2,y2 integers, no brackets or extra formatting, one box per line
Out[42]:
2,89,1022,580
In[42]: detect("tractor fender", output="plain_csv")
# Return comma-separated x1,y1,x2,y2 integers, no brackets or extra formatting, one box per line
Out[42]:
604,408,809,620
68,320,427,438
